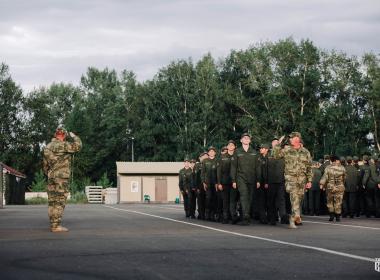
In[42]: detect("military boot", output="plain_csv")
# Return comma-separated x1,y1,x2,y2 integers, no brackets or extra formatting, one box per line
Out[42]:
335,214,341,222
51,226,69,233
328,213,334,222
288,217,297,229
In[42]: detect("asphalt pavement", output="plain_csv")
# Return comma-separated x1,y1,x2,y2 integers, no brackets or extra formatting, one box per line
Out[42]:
0,204,379,279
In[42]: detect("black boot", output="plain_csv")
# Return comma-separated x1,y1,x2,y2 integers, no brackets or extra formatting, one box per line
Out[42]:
329,213,334,222
335,214,341,222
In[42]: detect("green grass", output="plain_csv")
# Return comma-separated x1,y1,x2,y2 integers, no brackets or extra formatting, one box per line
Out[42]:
25,197,48,205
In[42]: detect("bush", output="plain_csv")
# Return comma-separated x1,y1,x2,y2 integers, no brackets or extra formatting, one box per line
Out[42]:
96,172,113,189
25,197,48,205
31,170,47,192
67,192,88,204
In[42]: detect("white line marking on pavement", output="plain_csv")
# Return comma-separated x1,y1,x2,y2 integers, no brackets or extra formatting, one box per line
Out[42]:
152,205,380,231
104,205,374,263
302,220,380,231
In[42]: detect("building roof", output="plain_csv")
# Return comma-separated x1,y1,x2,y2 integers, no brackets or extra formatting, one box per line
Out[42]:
0,162,27,178
116,162,184,175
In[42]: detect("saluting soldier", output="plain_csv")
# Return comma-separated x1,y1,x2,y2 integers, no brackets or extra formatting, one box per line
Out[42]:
230,133,261,226
43,125,82,232
320,155,346,222
273,132,312,229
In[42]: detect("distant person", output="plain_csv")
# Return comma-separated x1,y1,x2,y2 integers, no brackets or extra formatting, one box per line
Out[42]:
320,155,346,222
43,125,82,232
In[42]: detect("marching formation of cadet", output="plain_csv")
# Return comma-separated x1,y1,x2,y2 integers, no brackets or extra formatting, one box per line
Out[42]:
178,132,380,229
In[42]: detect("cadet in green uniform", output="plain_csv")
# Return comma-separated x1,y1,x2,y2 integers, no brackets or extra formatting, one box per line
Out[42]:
273,132,312,229
372,155,380,218
194,152,208,220
178,158,193,218
343,156,358,218
43,125,82,232
215,147,227,222
202,147,218,221
267,138,288,225
230,133,261,225
354,156,365,216
309,161,322,216
363,155,380,217
189,159,198,219
360,155,371,217
257,143,270,224
320,155,346,222
217,141,236,224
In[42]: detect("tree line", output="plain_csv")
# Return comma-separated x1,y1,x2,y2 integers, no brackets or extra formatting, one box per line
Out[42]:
1,38,379,191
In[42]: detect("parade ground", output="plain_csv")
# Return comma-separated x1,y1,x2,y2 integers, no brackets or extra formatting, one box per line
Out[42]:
0,204,379,279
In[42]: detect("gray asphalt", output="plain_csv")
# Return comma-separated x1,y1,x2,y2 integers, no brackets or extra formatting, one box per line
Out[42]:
0,204,379,280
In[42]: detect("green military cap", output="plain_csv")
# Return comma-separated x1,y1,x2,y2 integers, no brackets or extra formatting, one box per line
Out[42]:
272,136,279,141
208,146,217,152
372,155,379,161
199,151,208,157
353,156,359,161
340,156,346,162
221,146,228,152
289,131,301,138
346,156,353,161
190,159,196,163
362,155,369,161
260,143,270,149
184,157,190,162
330,155,339,162
227,140,236,146
241,132,251,138
324,154,330,160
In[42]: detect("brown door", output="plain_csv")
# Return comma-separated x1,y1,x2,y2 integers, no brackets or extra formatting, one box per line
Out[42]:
155,178,167,202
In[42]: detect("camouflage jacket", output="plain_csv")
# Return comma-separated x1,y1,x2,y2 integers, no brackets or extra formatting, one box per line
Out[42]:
320,164,346,191
273,145,312,182
43,135,82,179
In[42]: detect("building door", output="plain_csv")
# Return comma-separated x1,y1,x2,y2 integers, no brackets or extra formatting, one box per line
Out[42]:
155,178,167,202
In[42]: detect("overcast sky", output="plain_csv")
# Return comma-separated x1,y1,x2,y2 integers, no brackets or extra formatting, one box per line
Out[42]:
1,0,379,92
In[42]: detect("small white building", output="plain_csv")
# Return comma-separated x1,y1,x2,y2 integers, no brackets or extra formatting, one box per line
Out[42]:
116,162,184,203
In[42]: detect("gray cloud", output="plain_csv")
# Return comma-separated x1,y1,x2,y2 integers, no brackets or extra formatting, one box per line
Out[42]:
0,0,379,92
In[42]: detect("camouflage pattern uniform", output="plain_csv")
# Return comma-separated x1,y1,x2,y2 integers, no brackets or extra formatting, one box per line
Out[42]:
320,164,346,216
273,136,312,227
43,130,82,229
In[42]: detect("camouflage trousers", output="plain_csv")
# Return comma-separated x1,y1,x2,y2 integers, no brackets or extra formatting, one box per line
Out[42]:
326,185,345,214
285,176,306,220
47,178,69,228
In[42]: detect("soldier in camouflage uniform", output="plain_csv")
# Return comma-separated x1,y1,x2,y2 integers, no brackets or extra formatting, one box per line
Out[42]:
319,155,346,222
273,132,312,229
43,125,82,232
